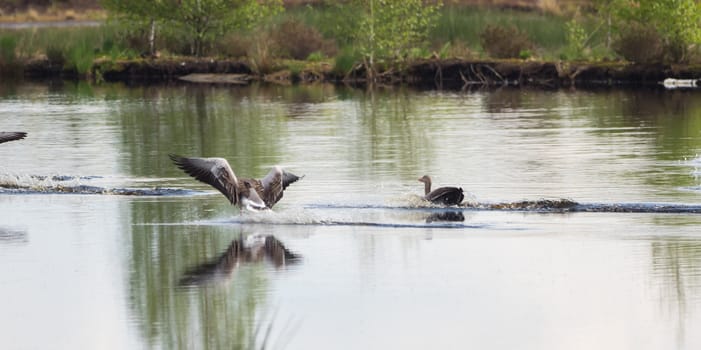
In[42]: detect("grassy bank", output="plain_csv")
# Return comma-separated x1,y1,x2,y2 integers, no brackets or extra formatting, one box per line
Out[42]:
0,4,615,81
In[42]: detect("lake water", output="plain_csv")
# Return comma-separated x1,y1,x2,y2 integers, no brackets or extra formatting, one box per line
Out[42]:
1,81,701,349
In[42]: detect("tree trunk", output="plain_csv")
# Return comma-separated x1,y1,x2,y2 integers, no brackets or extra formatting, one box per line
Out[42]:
148,19,156,55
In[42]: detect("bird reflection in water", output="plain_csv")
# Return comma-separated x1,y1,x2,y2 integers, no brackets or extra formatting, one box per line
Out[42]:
425,211,465,223
179,234,301,287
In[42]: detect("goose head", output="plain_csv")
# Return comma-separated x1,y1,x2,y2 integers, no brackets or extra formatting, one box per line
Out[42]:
418,175,432,195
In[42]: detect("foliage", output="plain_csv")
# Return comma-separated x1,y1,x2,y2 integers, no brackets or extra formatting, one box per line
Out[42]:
66,41,96,75
564,19,588,59
333,47,360,75
284,2,360,48
0,36,16,65
612,22,664,63
271,18,336,60
46,45,66,65
353,0,442,79
602,0,701,62
246,30,276,74
306,51,325,62
480,24,533,59
101,0,284,56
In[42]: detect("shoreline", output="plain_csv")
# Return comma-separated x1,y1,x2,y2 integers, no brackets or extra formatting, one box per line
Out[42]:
12,57,701,89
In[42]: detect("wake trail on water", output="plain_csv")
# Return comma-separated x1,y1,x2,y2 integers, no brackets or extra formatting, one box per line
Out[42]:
175,208,486,229
3,173,701,214
306,198,701,214
0,173,197,196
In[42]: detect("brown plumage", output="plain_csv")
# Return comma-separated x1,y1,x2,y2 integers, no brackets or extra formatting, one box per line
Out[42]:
418,175,464,206
0,132,27,144
169,154,302,210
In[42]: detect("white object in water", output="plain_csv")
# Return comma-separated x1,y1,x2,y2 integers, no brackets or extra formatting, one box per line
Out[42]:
662,78,699,89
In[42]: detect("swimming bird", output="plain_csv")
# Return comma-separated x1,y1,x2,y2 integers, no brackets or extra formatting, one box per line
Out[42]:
169,154,302,210
0,132,27,144
418,175,464,206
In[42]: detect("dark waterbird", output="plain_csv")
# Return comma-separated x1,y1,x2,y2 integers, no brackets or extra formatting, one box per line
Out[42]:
169,154,302,210
179,234,301,286
0,132,27,144
418,175,464,206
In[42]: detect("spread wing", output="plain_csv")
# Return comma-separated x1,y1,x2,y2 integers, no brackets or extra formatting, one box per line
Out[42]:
282,170,302,190
169,154,239,205
260,166,284,208
259,166,303,208
0,132,27,144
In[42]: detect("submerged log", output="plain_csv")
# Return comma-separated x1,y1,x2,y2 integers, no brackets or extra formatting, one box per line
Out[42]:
178,73,252,84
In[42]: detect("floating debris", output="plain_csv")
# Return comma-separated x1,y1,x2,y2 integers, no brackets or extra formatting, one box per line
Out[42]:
662,78,700,89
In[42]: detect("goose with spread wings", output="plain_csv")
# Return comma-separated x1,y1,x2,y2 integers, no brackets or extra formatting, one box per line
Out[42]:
418,175,464,206
169,154,302,210
0,132,27,144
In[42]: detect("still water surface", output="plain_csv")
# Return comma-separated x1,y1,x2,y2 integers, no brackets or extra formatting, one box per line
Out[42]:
1,82,701,349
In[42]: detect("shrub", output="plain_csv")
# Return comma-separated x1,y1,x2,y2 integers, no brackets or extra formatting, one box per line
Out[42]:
306,51,325,62
66,42,96,75
613,23,664,64
333,47,360,75
46,45,66,65
480,24,533,59
214,33,250,58
436,40,475,59
0,36,17,65
247,30,276,74
271,19,337,60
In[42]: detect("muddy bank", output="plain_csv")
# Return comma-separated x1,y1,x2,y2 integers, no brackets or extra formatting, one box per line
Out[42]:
405,59,701,88
19,57,701,89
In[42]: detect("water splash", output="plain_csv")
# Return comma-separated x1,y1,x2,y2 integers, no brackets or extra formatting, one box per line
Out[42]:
0,173,197,196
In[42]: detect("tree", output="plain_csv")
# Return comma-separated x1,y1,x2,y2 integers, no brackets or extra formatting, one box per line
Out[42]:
101,0,162,56
599,0,701,62
102,0,283,57
353,0,442,81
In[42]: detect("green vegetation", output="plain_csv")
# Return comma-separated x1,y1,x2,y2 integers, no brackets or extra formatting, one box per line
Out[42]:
603,0,701,62
3,0,701,80
101,0,283,56
353,0,442,80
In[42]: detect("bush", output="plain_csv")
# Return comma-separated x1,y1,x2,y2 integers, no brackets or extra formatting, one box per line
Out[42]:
271,18,337,60
66,42,96,75
247,30,276,74
333,47,360,75
613,23,664,64
46,45,66,65
0,36,17,65
214,34,251,58
480,24,533,59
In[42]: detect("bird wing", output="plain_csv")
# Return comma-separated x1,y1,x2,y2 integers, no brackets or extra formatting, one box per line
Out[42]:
426,187,464,205
260,166,284,208
259,166,303,208
282,170,303,190
169,154,239,205
0,132,27,144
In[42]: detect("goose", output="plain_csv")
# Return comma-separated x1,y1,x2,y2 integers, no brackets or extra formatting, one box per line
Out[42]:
0,132,27,144
418,175,464,206
169,154,302,210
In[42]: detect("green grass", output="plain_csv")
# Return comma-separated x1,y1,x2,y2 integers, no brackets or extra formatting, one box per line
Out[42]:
432,6,568,51
0,25,133,59
0,4,617,78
